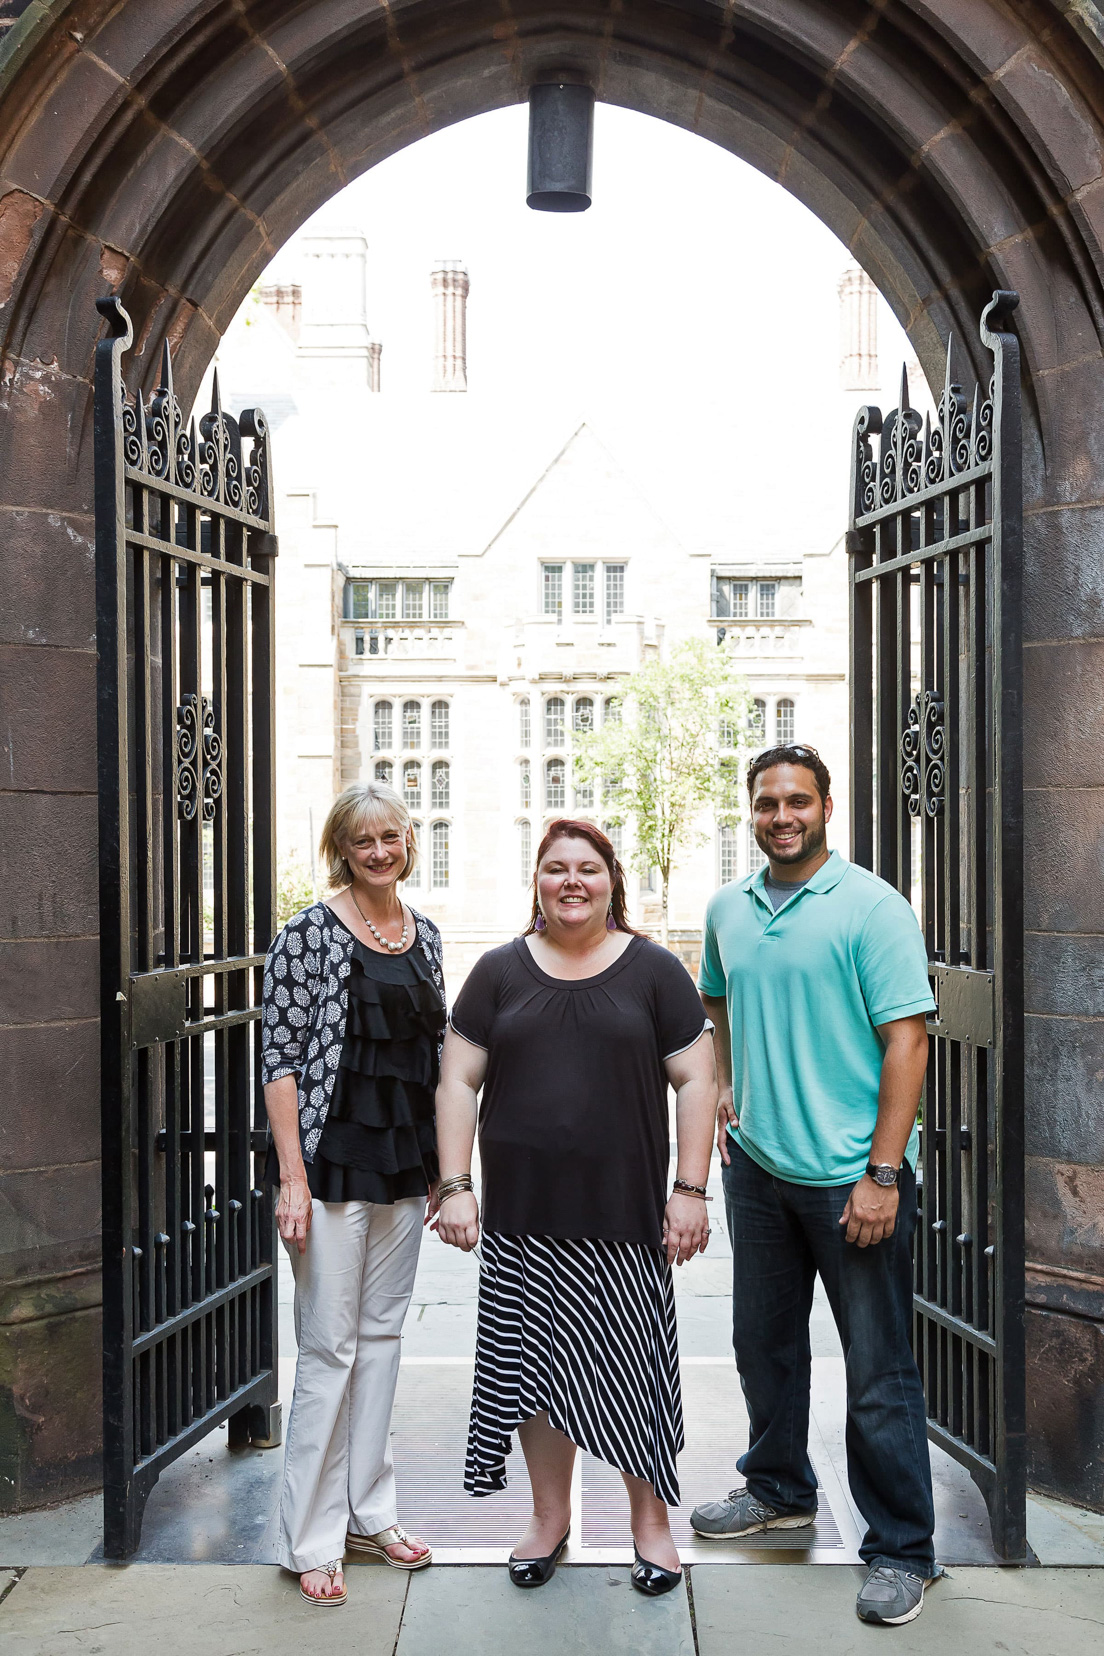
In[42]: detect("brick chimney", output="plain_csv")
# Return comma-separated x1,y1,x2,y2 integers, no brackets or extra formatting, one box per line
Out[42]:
838,263,878,391
258,281,302,342
431,260,469,392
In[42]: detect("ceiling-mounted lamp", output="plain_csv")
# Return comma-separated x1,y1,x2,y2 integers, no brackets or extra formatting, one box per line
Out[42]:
526,83,595,212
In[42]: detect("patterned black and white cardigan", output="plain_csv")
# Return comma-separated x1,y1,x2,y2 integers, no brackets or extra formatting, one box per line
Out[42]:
260,902,445,1163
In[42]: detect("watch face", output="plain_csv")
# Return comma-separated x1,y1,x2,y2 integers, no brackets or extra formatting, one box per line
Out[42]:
873,1166,897,1186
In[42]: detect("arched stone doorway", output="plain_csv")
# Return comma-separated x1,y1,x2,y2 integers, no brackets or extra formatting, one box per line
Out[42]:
2,1,1101,1516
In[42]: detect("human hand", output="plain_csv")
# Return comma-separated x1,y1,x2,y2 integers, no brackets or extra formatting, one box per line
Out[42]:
424,1178,441,1229
839,1175,899,1247
663,1193,710,1266
276,1175,312,1254
716,1091,737,1164
437,1189,480,1252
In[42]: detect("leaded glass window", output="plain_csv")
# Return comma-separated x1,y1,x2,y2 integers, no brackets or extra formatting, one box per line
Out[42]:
542,564,564,619
403,581,424,620
519,697,531,748
403,761,422,811
573,695,594,734
430,699,449,748
719,823,738,884
573,562,595,615
373,700,393,752
604,564,625,624
431,761,450,810
431,821,449,888
545,758,566,809
545,696,565,747
402,699,422,750
776,698,795,743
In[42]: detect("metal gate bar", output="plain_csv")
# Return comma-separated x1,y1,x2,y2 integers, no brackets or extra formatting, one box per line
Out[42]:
94,298,281,1559
847,292,1025,1560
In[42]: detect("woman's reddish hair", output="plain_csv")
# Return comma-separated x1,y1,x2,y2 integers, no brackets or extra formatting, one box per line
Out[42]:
523,818,645,937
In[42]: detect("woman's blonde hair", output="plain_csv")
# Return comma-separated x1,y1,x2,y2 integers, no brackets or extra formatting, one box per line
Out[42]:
319,782,417,889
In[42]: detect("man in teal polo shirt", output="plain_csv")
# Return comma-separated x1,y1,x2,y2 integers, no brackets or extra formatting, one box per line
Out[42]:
690,744,939,1627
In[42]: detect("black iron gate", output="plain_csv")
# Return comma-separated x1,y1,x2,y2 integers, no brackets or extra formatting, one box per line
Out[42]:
847,291,1025,1559
94,297,281,1558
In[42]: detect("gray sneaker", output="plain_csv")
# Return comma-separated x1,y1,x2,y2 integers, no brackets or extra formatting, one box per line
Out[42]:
855,1564,937,1625
690,1487,817,1539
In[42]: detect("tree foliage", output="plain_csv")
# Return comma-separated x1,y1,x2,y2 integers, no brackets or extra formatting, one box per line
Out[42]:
575,638,752,939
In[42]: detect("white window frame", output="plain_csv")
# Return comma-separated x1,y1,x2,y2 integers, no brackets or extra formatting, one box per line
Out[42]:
430,820,449,889
373,700,393,752
604,563,626,625
430,699,450,749
544,696,565,748
431,760,449,811
542,563,564,620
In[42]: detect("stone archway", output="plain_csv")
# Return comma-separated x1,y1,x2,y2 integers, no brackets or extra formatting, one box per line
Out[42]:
2,0,1102,1513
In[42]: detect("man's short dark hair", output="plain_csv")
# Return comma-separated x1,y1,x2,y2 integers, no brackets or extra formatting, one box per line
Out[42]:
747,744,832,805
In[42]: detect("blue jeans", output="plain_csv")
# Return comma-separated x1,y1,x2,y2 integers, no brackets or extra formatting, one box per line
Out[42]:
723,1141,935,1575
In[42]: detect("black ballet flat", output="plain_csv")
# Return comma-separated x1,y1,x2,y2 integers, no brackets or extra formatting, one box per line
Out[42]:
631,1547,683,1597
507,1528,570,1588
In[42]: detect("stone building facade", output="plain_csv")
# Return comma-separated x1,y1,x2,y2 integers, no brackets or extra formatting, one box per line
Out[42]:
211,235,886,982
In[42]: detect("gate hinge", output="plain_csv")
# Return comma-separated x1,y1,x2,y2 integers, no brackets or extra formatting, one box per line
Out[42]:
927,963,995,1048
128,968,188,1049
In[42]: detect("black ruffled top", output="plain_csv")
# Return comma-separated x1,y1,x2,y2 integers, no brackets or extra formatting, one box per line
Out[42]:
268,940,444,1204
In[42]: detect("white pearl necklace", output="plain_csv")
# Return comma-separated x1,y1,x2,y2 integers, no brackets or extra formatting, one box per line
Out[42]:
350,891,408,953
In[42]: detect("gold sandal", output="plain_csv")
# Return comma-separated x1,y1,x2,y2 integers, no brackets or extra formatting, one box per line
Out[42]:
299,1561,347,1606
345,1524,433,1570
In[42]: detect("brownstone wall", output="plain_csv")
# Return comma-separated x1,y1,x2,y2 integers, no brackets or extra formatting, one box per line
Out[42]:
1,0,1104,1512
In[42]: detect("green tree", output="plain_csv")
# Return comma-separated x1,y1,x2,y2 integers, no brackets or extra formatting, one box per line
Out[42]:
575,638,752,946
276,854,317,927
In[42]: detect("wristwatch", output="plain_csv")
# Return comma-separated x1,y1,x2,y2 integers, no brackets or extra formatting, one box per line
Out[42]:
866,1162,900,1187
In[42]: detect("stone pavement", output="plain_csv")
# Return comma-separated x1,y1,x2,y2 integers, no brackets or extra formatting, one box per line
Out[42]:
2,1562,1104,1656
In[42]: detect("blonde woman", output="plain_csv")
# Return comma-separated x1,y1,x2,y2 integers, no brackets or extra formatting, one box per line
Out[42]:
261,783,443,1604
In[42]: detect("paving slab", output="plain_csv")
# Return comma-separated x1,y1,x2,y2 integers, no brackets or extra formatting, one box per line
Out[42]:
0,1494,102,1566
691,1564,1104,1655
396,1563,694,1656
1028,1494,1104,1565
0,1564,408,1656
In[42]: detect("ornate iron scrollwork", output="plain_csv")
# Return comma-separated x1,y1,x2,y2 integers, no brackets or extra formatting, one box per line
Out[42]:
176,693,222,821
901,689,945,817
851,339,998,519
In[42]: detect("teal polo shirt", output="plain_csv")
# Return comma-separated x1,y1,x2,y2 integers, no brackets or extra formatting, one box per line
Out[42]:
698,850,936,1187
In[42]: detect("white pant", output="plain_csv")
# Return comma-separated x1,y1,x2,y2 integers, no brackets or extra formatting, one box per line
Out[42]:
277,1196,424,1572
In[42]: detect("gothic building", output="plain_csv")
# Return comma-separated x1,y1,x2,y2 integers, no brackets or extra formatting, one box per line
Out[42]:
211,233,899,977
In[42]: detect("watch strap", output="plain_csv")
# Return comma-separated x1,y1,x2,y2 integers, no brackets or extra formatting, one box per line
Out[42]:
866,1162,900,1186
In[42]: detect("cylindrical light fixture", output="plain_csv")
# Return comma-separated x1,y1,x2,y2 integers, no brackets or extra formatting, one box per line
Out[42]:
526,83,595,212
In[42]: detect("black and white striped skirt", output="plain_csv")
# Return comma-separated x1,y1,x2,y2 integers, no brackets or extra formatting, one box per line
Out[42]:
464,1232,683,1507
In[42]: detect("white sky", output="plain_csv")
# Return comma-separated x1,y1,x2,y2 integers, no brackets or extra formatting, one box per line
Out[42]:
245,104,917,560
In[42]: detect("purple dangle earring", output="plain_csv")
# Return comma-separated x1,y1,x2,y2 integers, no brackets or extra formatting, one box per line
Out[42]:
606,903,617,931
534,909,547,932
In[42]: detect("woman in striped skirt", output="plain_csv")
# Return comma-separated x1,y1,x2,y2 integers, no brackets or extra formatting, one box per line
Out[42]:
435,819,717,1596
